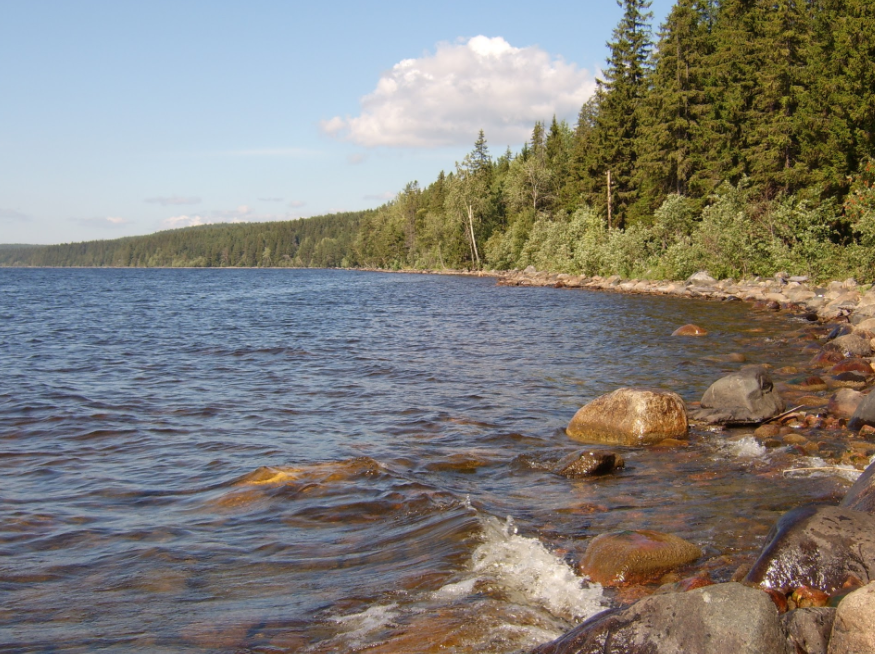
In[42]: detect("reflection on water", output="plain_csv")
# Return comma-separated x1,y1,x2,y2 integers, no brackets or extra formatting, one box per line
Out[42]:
0,268,854,652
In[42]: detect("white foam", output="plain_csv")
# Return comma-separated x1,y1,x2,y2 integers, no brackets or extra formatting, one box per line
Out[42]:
466,516,604,621
725,436,767,458
333,603,399,641
784,456,863,482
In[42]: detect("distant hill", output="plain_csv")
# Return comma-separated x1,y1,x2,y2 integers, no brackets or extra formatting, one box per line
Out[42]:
0,212,370,268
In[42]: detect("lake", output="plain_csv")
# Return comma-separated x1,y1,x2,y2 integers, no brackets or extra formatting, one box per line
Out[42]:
0,268,852,652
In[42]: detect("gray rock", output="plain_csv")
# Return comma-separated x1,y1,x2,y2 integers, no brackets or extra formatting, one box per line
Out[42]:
531,582,790,654
848,392,875,432
826,334,873,357
850,303,875,325
745,504,875,595
692,366,785,424
841,459,875,515
686,270,717,286
827,582,875,654
783,607,836,654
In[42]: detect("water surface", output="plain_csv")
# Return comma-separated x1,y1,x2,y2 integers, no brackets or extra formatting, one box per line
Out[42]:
0,269,851,652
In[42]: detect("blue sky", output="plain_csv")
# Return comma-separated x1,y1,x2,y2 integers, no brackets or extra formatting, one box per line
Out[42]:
1,0,675,245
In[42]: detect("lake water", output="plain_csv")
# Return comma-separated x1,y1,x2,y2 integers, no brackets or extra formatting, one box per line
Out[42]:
0,268,854,652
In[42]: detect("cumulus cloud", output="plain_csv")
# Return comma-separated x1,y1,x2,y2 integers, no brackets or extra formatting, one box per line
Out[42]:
74,216,132,228
0,208,30,222
145,196,201,206
321,35,596,148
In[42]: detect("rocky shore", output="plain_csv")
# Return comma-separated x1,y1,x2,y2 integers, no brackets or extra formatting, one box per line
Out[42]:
492,268,875,654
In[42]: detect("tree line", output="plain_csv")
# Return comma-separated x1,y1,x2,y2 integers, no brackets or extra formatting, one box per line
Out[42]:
3,0,875,281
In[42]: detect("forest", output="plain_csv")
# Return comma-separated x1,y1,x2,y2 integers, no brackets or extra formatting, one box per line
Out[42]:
3,0,875,282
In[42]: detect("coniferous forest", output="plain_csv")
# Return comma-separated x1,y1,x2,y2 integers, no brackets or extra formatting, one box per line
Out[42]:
4,0,875,281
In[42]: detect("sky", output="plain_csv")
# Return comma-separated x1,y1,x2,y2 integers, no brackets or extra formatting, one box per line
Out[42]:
0,0,676,245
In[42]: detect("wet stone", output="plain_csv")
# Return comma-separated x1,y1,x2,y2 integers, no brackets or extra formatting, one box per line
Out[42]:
693,366,785,425
744,504,875,595
671,323,708,336
579,529,702,586
552,450,625,478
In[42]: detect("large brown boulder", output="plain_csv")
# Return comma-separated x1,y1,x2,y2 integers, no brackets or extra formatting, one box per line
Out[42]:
744,504,875,595
692,366,785,424
848,392,875,432
579,530,702,586
532,583,790,654
566,388,688,446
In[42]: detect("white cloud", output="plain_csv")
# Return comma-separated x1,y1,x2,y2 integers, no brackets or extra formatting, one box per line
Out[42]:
321,35,596,148
287,200,306,208
74,216,132,228
145,196,201,206
0,208,30,222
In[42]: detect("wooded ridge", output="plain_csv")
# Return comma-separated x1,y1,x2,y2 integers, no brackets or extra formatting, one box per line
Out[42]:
4,0,874,282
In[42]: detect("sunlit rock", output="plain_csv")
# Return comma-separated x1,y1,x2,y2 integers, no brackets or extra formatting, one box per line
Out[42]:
827,582,875,654
783,607,835,654
579,529,701,586
744,504,875,595
532,583,788,654
692,366,785,424
828,389,865,420
848,392,875,432
566,388,688,446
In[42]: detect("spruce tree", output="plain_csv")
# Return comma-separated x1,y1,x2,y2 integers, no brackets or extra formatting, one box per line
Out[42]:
633,0,716,217
584,0,654,228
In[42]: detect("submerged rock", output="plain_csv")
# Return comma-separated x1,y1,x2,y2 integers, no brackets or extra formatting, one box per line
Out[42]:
693,366,785,424
552,450,625,478
744,504,875,595
671,323,707,336
827,582,875,654
566,388,688,446
531,582,789,654
579,530,702,586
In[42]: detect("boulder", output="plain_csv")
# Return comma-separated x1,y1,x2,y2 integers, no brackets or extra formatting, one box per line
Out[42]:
840,459,875,515
827,582,875,654
567,388,688,446
686,271,717,286
850,303,875,325
783,607,836,654
848,392,875,432
580,530,702,586
829,359,874,377
826,334,873,357
552,450,625,478
531,583,790,654
744,504,875,595
671,323,708,336
828,389,865,420
692,366,785,424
